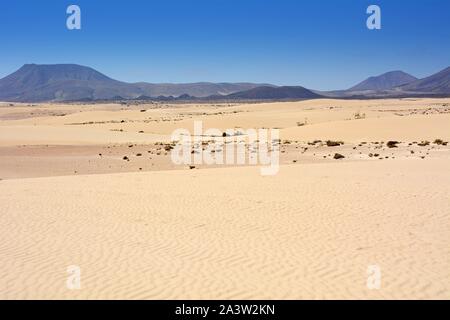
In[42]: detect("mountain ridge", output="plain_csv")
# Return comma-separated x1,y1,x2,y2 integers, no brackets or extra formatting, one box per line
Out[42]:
0,64,449,102
0,64,274,102
348,70,418,91
398,67,450,93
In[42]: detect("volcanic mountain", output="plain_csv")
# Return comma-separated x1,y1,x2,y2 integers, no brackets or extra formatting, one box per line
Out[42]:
1,64,449,102
348,71,418,91
398,66,450,94
0,64,141,102
0,64,273,102
220,86,322,100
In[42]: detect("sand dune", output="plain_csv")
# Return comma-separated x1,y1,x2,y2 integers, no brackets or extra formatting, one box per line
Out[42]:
281,114,450,142
1,98,449,299
1,160,449,299
0,125,166,146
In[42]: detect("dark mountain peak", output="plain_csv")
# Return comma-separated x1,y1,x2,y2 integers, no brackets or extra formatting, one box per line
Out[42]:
224,85,322,100
11,63,114,83
349,70,417,91
0,64,280,102
0,64,135,102
399,66,450,93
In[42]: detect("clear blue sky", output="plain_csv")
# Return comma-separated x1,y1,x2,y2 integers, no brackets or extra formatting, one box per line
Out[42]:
0,0,449,90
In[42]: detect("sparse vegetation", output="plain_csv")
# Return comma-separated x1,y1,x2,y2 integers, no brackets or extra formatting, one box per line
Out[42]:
354,112,366,120
164,145,174,151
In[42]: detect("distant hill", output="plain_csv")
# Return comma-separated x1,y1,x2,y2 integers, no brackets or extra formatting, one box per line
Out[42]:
135,82,275,98
0,64,141,102
348,71,417,91
398,67,450,93
0,64,274,102
1,64,449,102
220,86,322,100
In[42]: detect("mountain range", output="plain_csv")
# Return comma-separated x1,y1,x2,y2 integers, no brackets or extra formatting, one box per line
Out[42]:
398,67,450,94
0,64,449,102
348,71,418,91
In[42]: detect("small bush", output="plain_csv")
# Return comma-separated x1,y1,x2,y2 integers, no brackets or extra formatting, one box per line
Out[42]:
387,141,399,148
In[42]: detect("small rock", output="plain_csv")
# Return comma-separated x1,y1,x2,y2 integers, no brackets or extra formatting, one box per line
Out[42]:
387,141,399,148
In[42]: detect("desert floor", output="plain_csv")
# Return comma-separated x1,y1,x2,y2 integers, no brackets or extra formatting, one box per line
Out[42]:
0,98,449,299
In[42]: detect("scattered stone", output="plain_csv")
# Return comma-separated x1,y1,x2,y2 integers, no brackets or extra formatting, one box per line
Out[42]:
326,140,344,147
333,153,345,160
